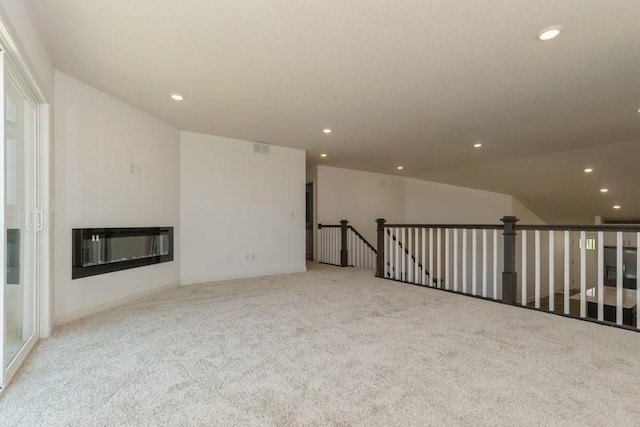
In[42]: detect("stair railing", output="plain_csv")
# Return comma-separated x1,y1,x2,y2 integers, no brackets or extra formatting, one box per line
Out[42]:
317,220,377,270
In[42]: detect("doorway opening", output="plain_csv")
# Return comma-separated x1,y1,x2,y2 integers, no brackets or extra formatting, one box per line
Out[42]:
305,183,313,260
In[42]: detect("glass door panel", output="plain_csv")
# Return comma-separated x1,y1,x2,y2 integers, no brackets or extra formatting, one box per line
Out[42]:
3,68,37,373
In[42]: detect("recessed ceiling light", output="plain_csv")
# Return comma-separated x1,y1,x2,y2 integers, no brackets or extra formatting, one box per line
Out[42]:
613,205,621,209
397,166,404,170
600,188,609,193
473,143,483,148
322,128,332,134
637,108,640,114
584,168,593,173
538,26,562,41
170,93,184,101
320,153,327,158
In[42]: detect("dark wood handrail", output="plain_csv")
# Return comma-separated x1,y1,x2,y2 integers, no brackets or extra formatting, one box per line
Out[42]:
384,223,640,232
348,226,377,253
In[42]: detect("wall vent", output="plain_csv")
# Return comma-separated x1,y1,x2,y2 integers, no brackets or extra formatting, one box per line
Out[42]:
253,142,270,155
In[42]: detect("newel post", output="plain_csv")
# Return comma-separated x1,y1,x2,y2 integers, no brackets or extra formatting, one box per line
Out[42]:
375,218,386,278
501,216,519,304
340,220,349,267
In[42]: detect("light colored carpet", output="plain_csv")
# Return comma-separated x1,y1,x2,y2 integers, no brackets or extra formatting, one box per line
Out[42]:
1,263,639,426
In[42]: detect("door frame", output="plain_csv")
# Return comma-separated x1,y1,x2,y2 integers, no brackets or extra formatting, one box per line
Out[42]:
0,19,51,391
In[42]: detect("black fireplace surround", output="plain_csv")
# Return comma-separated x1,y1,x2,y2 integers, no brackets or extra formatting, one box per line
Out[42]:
72,227,173,279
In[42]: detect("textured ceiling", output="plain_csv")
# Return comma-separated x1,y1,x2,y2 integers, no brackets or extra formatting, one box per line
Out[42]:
29,0,640,224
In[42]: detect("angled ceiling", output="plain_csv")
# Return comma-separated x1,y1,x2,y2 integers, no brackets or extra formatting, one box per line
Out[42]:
28,0,640,224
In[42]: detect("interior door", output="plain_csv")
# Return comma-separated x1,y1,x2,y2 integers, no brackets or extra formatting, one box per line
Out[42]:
1,53,39,386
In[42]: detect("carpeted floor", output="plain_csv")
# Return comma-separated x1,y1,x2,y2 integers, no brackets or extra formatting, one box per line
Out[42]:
1,263,639,426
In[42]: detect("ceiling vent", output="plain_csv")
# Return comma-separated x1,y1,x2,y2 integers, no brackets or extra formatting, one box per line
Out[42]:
253,142,270,155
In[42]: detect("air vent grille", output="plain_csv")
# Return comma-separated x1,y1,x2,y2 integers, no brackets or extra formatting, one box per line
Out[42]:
253,143,270,155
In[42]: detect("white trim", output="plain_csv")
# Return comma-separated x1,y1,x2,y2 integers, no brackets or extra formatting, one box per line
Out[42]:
0,13,49,103
37,104,51,337
0,51,5,387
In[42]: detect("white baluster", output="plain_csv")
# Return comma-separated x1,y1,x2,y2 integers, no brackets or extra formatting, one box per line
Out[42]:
401,228,406,281
462,229,467,294
453,229,458,292
548,231,555,312
482,229,487,298
535,230,541,309
437,228,442,289
407,229,413,283
597,231,604,321
429,229,434,287
564,230,570,315
616,232,623,325
384,229,388,276
445,229,450,291
580,230,586,318
472,229,477,296
415,228,419,284
522,230,528,306
395,228,401,280
493,229,498,300
422,228,427,286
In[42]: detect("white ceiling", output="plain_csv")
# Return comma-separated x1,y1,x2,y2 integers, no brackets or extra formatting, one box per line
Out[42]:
28,0,640,224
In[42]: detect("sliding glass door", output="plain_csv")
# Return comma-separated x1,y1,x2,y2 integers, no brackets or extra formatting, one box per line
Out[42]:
1,52,40,387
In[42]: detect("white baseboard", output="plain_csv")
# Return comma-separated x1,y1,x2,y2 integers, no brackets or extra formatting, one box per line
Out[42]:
180,266,308,287
55,281,180,325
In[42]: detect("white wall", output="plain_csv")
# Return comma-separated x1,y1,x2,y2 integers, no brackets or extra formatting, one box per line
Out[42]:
404,177,513,224
316,166,405,245
512,198,546,225
180,132,306,285
315,166,524,248
54,72,181,323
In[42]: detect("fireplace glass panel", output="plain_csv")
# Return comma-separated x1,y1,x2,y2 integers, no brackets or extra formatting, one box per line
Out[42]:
72,227,173,279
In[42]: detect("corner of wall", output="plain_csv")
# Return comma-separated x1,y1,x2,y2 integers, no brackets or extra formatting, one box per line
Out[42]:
511,197,546,225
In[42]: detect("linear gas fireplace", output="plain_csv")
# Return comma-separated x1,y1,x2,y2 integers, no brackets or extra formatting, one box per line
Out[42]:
72,227,173,279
